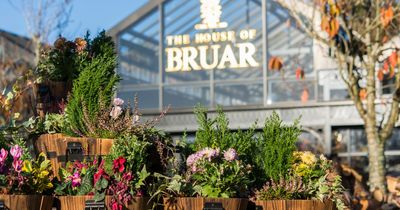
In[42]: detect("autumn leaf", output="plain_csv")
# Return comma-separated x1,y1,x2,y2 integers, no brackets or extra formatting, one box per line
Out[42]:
378,69,384,81
383,60,389,73
295,67,305,80
381,6,394,27
268,56,283,71
359,89,367,100
321,16,330,32
389,51,398,68
301,89,309,103
329,3,340,17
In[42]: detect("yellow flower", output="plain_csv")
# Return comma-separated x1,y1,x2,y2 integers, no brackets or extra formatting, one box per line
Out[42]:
300,151,317,165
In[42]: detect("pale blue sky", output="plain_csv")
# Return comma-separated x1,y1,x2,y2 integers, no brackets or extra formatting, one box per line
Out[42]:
0,0,148,41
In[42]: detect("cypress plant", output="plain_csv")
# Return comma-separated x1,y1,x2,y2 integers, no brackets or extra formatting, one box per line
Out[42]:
254,112,301,183
64,31,120,136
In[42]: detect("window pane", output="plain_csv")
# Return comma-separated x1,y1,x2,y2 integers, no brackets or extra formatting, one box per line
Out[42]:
267,1,313,78
117,89,159,110
317,70,349,101
118,9,160,85
215,83,263,106
267,80,315,103
163,86,210,108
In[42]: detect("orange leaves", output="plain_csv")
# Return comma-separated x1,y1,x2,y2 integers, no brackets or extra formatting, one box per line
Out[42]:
381,6,394,27
296,67,305,80
268,56,283,71
301,89,309,103
378,69,384,81
359,89,367,100
320,0,341,38
321,16,339,38
381,51,398,81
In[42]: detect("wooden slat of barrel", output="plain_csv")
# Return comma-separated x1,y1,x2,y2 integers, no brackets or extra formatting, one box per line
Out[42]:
0,195,53,210
163,197,248,210
255,200,336,210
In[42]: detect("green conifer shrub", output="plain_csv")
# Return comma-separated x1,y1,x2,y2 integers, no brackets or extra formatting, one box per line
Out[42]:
64,31,120,136
254,112,301,182
193,105,256,163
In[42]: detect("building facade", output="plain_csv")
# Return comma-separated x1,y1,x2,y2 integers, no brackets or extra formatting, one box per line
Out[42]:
108,0,400,175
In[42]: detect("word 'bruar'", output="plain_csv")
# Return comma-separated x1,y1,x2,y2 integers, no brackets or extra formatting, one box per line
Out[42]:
165,43,259,72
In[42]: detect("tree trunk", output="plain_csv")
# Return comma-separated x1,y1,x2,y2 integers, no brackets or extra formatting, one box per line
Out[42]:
365,121,386,198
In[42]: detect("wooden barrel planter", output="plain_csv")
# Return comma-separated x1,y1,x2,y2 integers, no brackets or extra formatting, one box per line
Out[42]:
33,81,71,117
163,197,248,210
0,195,53,210
57,196,153,210
254,200,336,210
35,134,113,178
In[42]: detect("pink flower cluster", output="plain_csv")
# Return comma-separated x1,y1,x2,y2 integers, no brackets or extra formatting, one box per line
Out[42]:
110,98,124,119
10,145,23,173
224,148,238,162
186,148,238,172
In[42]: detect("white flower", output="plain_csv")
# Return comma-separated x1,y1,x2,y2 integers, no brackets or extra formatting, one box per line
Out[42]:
113,98,124,106
132,115,140,124
110,106,122,119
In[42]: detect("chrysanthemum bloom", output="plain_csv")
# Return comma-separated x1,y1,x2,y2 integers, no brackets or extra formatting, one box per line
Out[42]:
75,38,87,53
54,37,67,50
224,148,238,162
300,151,317,165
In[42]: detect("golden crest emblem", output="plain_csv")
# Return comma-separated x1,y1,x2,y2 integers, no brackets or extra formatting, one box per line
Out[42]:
195,0,228,30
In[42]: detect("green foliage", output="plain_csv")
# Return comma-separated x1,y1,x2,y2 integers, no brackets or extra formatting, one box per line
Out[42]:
152,173,195,200
191,156,252,198
105,135,150,175
65,31,120,136
254,112,301,182
55,160,98,196
193,105,256,162
256,152,345,209
43,114,67,134
36,34,89,82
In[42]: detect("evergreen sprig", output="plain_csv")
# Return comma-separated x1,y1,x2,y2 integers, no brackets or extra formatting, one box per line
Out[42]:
64,31,120,137
254,112,301,182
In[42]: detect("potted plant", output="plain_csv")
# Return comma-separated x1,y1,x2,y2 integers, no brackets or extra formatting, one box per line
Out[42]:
55,158,111,210
0,145,54,210
55,133,169,210
158,107,254,210
163,147,251,210
251,112,345,210
32,31,168,176
34,35,88,116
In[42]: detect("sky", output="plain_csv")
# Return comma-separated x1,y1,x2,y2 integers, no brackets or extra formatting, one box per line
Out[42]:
0,0,148,42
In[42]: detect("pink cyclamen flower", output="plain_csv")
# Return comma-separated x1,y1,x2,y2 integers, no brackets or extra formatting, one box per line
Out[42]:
224,148,238,162
71,172,82,187
12,159,22,172
0,148,8,163
10,145,22,160
110,106,123,119
113,98,124,106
